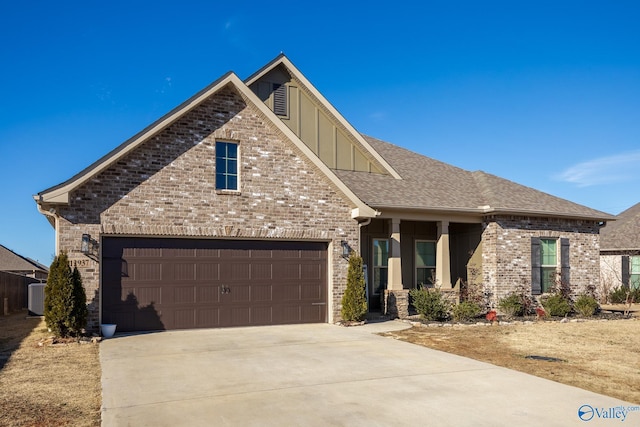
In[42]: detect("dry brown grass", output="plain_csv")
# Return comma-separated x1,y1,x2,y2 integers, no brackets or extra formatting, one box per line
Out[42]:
383,318,640,405
0,311,101,427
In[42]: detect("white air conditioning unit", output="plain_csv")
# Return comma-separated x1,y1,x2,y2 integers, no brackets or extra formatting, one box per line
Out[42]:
28,283,46,316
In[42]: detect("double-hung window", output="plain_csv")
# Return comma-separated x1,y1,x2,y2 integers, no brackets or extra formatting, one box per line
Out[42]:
631,256,640,290
540,238,557,293
532,237,569,295
415,240,436,287
372,239,389,295
215,141,238,191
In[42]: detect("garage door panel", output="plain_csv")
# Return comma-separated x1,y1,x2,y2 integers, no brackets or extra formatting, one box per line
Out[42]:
102,238,327,331
252,285,272,302
132,247,161,258
250,249,273,258
135,287,162,306
197,308,220,327
163,248,195,257
252,306,272,324
173,286,196,304
277,263,301,280
169,263,196,281
221,263,250,280
197,286,220,303
277,284,301,301
196,263,220,281
133,263,162,281
250,263,272,280
301,263,322,280
301,305,324,322
301,283,323,300
230,285,250,303
174,309,196,329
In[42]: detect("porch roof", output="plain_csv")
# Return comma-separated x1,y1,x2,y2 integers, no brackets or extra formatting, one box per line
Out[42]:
334,135,614,221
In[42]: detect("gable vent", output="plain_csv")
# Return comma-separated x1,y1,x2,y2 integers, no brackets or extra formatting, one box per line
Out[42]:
273,83,288,116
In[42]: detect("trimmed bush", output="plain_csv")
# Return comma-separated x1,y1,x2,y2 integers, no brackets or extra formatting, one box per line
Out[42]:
498,293,525,318
409,287,451,321
44,252,88,337
609,287,640,304
574,294,599,317
452,301,481,322
540,294,572,317
341,253,367,322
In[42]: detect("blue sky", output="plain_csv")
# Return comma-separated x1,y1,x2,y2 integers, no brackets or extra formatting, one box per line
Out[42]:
1,1,639,265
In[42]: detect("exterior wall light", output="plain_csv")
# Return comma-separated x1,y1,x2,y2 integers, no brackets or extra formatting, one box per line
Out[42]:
80,234,99,258
341,240,352,259
81,234,91,254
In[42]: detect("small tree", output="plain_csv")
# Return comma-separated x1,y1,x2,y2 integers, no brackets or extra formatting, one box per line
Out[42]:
341,253,367,322
44,252,88,337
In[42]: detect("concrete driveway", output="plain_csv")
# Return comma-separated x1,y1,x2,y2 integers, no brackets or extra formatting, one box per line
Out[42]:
100,321,635,426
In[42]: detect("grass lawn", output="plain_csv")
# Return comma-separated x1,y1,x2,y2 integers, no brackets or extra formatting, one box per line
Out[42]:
382,317,640,405
0,310,101,427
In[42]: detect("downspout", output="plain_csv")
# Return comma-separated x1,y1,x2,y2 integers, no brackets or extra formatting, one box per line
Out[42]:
36,203,60,256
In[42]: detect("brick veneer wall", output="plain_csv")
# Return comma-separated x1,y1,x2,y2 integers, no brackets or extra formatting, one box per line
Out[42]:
482,215,601,305
56,86,358,330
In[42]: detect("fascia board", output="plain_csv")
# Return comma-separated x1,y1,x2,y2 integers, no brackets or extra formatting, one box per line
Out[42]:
36,69,376,218
36,72,238,204
245,55,402,180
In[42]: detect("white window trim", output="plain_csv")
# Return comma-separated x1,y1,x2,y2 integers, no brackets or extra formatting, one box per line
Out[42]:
540,238,558,292
215,140,241,193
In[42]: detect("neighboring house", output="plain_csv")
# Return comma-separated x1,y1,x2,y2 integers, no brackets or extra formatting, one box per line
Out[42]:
34,55,613,332
0,244,48,280
600,202,640,297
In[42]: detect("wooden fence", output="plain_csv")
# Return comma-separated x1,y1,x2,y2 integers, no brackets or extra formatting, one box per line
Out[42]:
0,271,39,315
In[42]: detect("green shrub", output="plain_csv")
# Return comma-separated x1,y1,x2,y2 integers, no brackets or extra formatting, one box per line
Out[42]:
44,252,88,337
452,301,481,322
341,253,367,322
409,287,451,321
497,293,525,318
574,294,599,317
609,287,640,304
540,294,572,317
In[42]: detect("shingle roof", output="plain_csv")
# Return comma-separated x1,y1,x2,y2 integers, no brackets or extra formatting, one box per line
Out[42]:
0,244,49,273
600,202,640,251
334,135,614,220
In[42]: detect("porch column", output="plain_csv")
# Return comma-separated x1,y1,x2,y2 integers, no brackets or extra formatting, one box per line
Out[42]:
436,220,452,288
388,218,403,290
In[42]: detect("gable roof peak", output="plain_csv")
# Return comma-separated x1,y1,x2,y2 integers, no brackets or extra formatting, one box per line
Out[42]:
245,57,402,180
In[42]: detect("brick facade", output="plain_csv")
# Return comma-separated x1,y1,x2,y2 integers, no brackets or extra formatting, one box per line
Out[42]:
481,215,601,305
56,86,358,330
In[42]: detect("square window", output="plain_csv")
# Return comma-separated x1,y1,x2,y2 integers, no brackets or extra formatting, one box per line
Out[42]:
215,141,239,191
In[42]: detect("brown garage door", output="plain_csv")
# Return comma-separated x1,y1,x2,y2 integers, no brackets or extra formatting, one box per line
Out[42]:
102,238,328,332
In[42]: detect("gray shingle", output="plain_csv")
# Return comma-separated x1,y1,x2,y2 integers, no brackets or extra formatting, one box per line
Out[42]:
600,202,640,251
334,135,613,220
0,244,49,273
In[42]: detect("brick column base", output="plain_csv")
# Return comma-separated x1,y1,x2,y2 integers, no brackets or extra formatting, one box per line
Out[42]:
383,290,410,319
